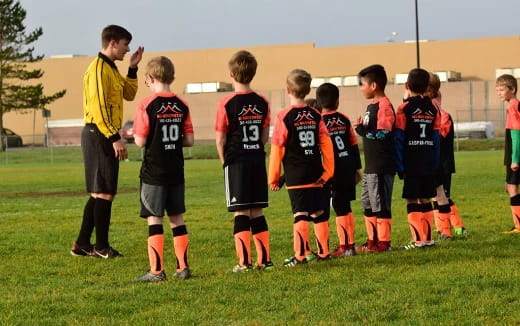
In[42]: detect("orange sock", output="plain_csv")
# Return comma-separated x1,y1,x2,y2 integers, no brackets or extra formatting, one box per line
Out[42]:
407,204,424,244
432,201,440,232
448,200,465,229
294,216,310,261
147,225,164,274
233,215,251,266
172,225,189,271
513,206,520,230
251,216,271,266
313,221,329,258
421,203,434,242
336,213,355,246
438,204,452,236
377,218,391,242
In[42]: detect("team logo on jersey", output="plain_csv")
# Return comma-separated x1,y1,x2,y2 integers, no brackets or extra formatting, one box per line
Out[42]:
157,102,183,114
293,110,315,122
238,105,263,116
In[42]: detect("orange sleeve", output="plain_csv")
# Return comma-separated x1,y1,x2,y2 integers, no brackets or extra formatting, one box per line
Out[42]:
214,96,231,133
394,102,408,130
133,95,155,138
270,109,289,146
376,98,395,131
183,111,194,135
268,144,285,186
439,110,451,138
318,121,334,182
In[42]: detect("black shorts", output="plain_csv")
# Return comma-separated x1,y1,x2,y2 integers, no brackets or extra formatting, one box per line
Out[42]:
224,158,268,212
402,175,436,199
81,124,119,194
506,166,520,185
434,170,453,197
140,182,185,218
288,187,328,214
329,187,355,216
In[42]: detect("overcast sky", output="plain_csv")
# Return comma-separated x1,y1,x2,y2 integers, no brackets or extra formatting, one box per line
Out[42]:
18,0,520,57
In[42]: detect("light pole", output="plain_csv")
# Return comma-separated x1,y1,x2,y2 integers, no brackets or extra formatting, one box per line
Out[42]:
415,0,420,68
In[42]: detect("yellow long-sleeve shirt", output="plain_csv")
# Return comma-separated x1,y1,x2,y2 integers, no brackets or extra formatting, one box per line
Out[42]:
83,53,138,141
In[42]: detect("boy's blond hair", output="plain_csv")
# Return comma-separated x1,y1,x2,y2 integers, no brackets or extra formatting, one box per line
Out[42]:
228,50,257,84
287,69,311,99
427,73,441,99
146,56,175,84
496,74,517,95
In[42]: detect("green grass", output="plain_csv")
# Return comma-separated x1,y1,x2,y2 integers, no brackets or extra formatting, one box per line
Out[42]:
0,148,519,325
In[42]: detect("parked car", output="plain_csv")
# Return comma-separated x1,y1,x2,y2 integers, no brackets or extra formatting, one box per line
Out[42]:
1,128,23,148
121,120,134,143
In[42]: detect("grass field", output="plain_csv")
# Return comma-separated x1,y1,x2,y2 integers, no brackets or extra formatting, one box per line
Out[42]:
0,146,519,325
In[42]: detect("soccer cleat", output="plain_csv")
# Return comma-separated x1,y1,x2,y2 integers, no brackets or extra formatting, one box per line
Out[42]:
371,241,392,253
227,264,252,273
282,256,307,267
398,241,426,250
454,227,468,236
502,227,520,234
439,233,452,241
424,240,435,247
316,254,333,261
173,268,191,280
92,246,123,259
70,242,94,257
332,245,356,257
355,241,377,253
135,270,166,282
256,261,275,271
305,252,316,262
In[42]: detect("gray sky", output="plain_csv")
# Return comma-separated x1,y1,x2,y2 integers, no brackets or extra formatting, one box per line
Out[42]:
18,0,520,57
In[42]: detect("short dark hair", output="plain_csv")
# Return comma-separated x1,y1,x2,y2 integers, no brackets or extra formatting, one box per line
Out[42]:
358,64,387,91
101,25,132,49
316,83,339,109
228,50,257,84
407,68,430,94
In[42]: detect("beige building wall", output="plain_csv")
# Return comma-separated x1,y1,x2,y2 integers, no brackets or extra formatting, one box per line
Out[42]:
4,35,519,143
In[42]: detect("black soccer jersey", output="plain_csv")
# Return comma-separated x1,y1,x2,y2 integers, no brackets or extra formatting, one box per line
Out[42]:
395,95,440,176
322,111,362,189
215,91,270,165
354,97,396,174
134,92,193,185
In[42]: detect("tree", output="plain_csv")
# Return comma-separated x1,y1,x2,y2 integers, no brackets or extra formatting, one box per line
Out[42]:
0,0,66,151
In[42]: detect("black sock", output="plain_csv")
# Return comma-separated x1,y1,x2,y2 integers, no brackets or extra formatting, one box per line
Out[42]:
76,196,96,246
94,198,113,250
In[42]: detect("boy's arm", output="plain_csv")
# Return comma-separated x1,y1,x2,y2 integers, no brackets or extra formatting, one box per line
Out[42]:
132,100,149,148
215,132,226,165
317,121,334,183
182,112,194,147
261,126,270,145
394,105,406,177
511,130,520,170
433,109,442,170
268,144,285,190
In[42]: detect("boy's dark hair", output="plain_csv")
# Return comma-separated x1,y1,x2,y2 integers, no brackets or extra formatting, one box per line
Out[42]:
358,64,387,91
406,68,430,94
228,50,257,84
316,82,339,109
101,25,132,49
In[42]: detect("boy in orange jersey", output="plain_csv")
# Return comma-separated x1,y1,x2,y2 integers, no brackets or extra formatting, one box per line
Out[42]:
354,64,395,252
317,83,362,256
395,68,441,250
215,50,273,272
496,74,520,234
133,56,194,282
269,69,335,267
426,73,467,239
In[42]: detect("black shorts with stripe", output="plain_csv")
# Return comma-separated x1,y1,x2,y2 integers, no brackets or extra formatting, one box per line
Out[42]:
81,124,119,194
224,157,268,212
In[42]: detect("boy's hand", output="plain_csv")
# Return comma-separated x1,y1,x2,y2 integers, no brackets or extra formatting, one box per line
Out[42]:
314,177,326,185
130,46,144,68
269,183,280,191
511,163,519,171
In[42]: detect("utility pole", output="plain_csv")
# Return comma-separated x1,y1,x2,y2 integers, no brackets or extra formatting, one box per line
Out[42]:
415,0,420,68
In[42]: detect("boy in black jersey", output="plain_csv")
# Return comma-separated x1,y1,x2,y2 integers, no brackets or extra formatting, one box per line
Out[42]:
133,56,194,281
269,69,335,267
354,64,395,253
395,68,441,250
215,50,273,272
317,83,362,256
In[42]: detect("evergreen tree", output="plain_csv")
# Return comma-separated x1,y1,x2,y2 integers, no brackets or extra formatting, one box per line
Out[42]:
0,0,65,151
